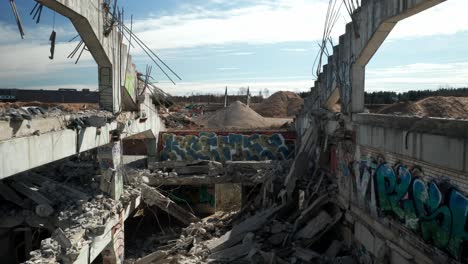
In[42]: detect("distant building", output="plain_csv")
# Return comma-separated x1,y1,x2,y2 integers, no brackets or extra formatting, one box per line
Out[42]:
0,88,99,103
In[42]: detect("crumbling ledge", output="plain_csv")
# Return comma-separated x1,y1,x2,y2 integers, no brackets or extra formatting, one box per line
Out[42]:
353,113,468,138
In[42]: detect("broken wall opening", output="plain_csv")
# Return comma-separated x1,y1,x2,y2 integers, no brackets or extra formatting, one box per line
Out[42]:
363,1,468,118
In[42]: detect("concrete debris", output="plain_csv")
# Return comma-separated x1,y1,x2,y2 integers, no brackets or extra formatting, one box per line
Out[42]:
138,160,283,186
131,143,355,264
141,184,200,226
160,112,198,129
0,157,143,264
26,238,61,264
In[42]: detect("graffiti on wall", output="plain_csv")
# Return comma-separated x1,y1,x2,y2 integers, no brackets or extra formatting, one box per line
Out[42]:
159,131,296,162
345,154,468,260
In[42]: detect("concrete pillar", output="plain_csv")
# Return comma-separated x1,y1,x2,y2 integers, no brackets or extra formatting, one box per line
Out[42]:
98,141,123,200
102,213,125,264
215,184,242,212
350,66,365,113
145,137,158,165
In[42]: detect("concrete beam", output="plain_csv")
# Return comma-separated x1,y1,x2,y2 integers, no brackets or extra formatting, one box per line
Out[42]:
37,0,137,112
0,96,162,180
310,0,446,114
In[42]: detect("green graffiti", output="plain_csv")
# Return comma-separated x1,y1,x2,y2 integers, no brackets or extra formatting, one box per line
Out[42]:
125,74,136,97
373,163,467,260
413,179,452,249
375,164,411,219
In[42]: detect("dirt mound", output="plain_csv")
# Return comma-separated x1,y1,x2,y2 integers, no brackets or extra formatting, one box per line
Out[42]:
253,91,304,117
377,96,468,119
202,101,272,129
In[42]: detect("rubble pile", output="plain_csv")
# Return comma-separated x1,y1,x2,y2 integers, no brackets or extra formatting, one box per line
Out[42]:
131,160,283,186
131,125,353,264
0,157,141,264
25,182,141,264
0,102,107,121
160,112,198,129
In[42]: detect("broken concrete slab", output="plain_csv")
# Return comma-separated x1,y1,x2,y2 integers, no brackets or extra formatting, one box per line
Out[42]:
134,250,169,264
210,206,282,253
208,232,255,262
0,180,27,208
325,240,343,258
52,228,73,249
10,181,54,206
295,211,332,240
294,247,320,262
141,184,200,226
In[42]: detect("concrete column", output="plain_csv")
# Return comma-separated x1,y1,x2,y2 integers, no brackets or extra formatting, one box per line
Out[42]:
350,66,365,113
215,184,242,212
145,137,158,165
101,213,125,264
98,141,123,200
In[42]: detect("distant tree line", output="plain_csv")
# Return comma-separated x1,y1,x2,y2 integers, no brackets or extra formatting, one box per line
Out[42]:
171,93,265,104
365,87,468,104
170,87,468,105
172,87,270,104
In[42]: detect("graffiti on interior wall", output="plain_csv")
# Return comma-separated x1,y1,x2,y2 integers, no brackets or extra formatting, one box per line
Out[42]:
159,131,296,162
347,154,468,260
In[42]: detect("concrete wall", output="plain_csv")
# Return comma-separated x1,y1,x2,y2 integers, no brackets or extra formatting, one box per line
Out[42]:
297,0,468,262
309,0,445,113
0,95,163,179
159,131,296,162
330,114,468,262
38,0,138,113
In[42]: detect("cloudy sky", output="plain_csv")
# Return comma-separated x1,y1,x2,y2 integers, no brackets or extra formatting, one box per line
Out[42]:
0,0,467,96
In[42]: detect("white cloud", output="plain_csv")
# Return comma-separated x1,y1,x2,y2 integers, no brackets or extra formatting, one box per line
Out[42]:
282,48,308,52
130,0,467,51
227,52,255,56
217,67,239,71
132,0,337,50
366,62,468,92
389,0,468,39
0,41,95,80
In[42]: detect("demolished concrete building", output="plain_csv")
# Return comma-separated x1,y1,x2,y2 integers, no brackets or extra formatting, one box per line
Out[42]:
0,0,467,263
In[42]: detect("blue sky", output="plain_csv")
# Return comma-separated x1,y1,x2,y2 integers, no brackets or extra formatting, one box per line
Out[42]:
0,0,467,96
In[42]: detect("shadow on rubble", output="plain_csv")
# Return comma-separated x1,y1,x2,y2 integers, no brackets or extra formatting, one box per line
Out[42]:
126,164,359,264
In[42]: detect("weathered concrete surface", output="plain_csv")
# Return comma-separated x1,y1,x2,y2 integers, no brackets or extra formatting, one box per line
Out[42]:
353,113,468,138
0,116,69,141
0,96,163,180
355,114,468,173
37,0,138,112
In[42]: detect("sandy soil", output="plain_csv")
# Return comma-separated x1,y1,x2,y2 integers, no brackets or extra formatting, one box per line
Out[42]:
377,96,468,119
252,91,304,117
201,101,291,129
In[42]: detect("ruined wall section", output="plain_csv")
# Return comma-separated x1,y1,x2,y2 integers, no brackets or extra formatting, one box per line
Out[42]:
310,0,445,114
297,0,468,262
158,131,296,163
330,114,468,262
38,0,139,113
